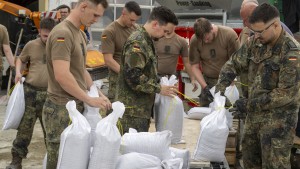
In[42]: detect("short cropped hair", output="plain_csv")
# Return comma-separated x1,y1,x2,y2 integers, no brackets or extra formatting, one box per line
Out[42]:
148,6,178,26
78,0,108,9
40,17,56,31
249,3,279,24
56,4,71,13
125,1,141,16
194,17,213,40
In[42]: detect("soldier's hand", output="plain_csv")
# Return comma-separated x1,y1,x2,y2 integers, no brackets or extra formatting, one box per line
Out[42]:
14,72,22,84
231,98,248,117
160,85,177,97
191,80,198,92
202,86,214,103
87,96,112,111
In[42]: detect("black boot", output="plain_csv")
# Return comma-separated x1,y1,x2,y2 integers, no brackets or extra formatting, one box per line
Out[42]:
6,152,22,169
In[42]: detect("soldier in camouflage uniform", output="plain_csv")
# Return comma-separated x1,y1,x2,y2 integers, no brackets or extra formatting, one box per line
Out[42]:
116,6,178,133
6,18,56,169
215,3,300,168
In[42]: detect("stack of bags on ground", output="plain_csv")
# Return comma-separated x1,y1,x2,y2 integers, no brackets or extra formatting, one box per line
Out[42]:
52,82,189,169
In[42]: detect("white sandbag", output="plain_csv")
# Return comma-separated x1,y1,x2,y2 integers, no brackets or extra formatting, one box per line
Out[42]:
57,101,91,169
194,92,229,162
169,147,189,169
88,101,125,169
155,75,184,144
224,85,239,104
2,78,25,130
186,107,212,120
83,84,102,146
121,129,173,160
162,158,183,169
43,153,47,169
116,152,162,169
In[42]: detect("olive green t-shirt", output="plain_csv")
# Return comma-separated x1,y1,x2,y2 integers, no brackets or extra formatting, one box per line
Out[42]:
154,34,188,75
19,38,48,88
189,25,240,78
101,21,137,64
46,20,87,105
0,24,9,59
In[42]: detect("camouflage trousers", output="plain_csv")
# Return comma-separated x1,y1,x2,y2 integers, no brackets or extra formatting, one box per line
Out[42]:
119,115,151,135
42,98,84,169
12,82,47,158
108,70,118,102
242,112,296,169
199,75,218,107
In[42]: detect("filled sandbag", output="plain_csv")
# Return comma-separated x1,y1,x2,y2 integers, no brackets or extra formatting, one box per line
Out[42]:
186,107,212,120
83,84,102,146
2,77,25,130
194,92,229,162
88,101,125,169
162,158,183,169
116,152,162,169
57,101,91,169
155,75,184,143
169,147,189,169
120,129,173,160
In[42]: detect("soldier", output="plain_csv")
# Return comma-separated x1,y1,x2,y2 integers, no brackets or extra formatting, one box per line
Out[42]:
6,18,56,169
116,6,178,133
189,18,240,107
215,3,300,168
101,1,141,102
0,24,15,88
154,25,198,91
56,4,71,22
43,0,111,168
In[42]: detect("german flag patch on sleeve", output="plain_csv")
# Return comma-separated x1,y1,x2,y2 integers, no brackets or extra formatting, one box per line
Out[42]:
289,56,297,61
57,37,65,42
102,35,107,39
132,45,141,52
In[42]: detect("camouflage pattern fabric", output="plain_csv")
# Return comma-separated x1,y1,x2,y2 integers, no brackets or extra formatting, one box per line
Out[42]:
108,69,118,102
116,27,160,132
11,83,47,158
215,30,300,168
119,115,151,134
199,75,218,107
42,97,84,169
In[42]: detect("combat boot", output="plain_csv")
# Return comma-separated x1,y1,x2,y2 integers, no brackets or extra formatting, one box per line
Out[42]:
5,152,22,169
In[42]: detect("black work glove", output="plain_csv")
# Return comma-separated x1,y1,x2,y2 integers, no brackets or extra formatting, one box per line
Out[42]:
202,86,214,103
229,98,248,118
247,95,271,112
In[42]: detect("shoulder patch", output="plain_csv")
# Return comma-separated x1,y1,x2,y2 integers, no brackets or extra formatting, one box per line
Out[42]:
132,45,141,52
101,35,107,39
289,56,298,61
57,37,65,42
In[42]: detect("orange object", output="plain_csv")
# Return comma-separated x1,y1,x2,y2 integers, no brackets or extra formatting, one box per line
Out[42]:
86,50,106,68
0,0,31,17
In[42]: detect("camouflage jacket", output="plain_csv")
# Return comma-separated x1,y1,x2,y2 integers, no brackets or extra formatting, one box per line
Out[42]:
216,30,300,113
116,27,160,118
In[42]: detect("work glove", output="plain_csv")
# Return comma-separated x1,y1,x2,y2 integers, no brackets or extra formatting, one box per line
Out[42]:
229,98,248,118
247,95,271,112
202,86,214,103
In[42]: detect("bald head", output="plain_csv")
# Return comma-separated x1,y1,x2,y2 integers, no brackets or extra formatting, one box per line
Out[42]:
240,0,258,27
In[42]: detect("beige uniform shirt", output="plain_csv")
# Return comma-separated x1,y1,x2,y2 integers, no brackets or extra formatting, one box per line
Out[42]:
189,25,240,78
19,38,48,88
0,24,10,69
46,20,87,105
154,34,188,75
101,21,137,64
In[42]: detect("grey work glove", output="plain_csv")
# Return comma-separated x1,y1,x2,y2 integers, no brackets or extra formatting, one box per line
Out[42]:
229,98,248,118
202,86,214,103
